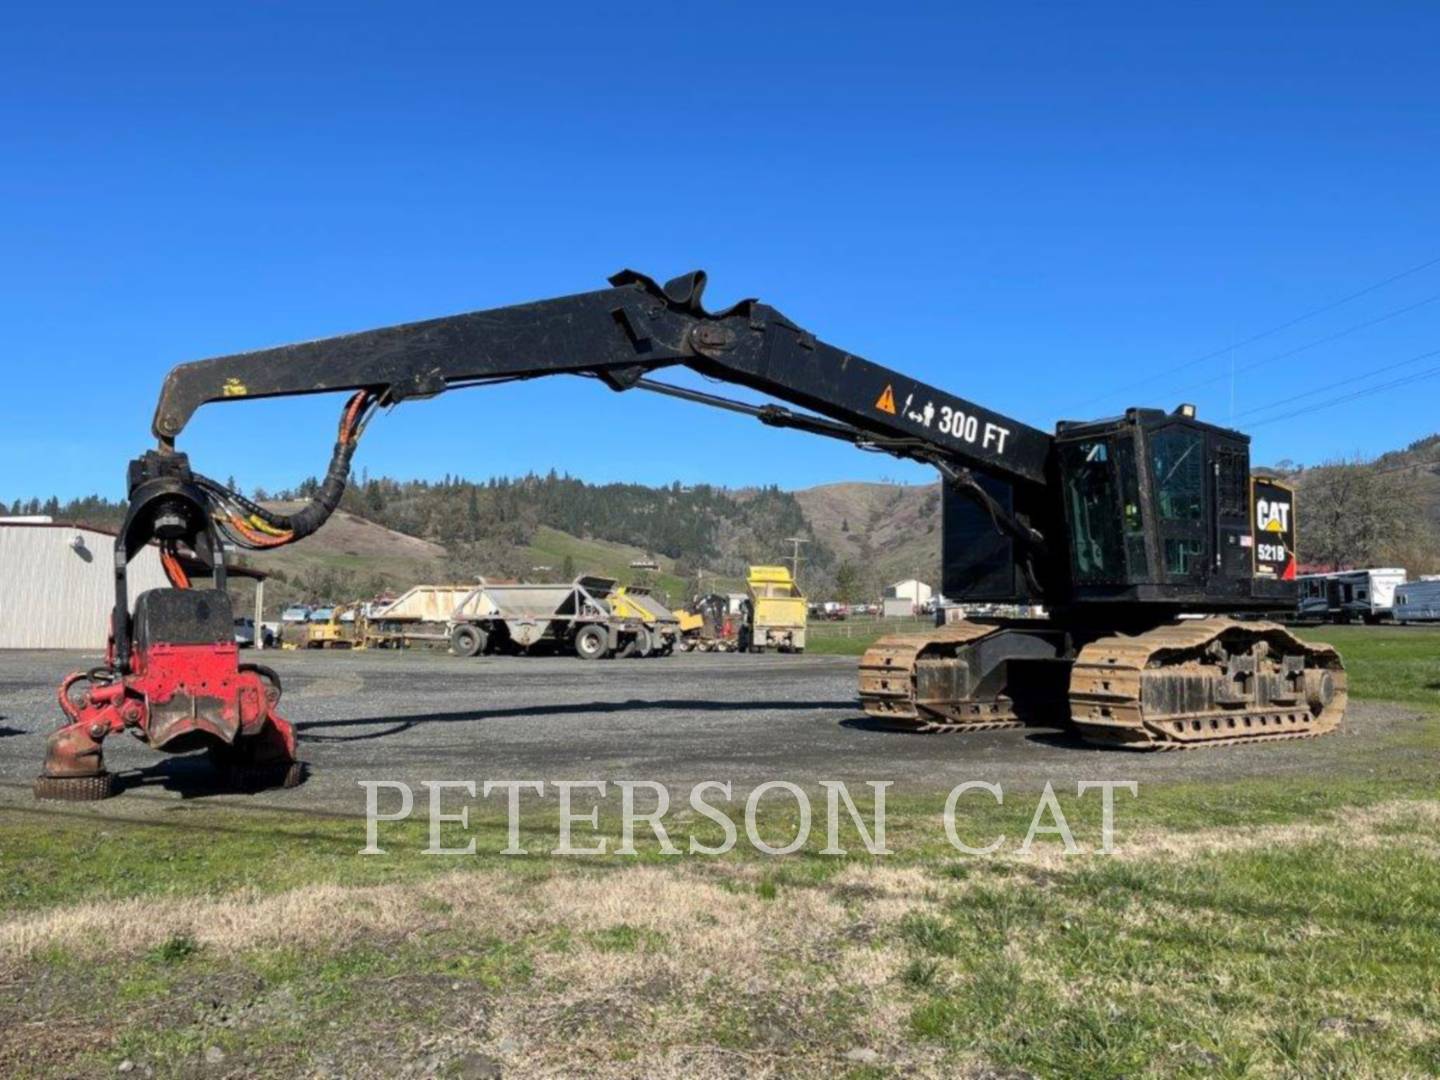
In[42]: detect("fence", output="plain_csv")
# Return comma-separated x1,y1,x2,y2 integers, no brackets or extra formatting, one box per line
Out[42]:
806,615,933,639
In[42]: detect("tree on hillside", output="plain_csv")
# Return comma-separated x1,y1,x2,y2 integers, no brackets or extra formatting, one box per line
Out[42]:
834,561,863,604
1299,459,1421,570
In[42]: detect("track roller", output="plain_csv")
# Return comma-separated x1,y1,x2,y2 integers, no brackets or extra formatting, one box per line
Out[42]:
1069,618,1346,749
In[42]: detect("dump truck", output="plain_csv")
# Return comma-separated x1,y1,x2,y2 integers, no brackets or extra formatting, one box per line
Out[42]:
739,565,807,653
446,575,640,659
602,583,681,656
39,267,1345,800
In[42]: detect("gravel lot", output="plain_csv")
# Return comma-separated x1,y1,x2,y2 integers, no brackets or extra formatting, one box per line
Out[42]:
0,648,1426,816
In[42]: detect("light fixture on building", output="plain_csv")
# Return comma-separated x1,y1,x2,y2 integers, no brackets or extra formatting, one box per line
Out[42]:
70,534,87,553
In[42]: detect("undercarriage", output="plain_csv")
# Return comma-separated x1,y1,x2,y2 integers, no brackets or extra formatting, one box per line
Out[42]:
859,617,1346,749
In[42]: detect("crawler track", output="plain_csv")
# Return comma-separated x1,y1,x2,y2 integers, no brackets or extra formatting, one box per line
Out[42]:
1069,618,1347,749
858,622,1022,731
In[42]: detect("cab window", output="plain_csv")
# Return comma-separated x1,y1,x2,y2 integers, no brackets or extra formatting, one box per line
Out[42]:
1150,429,1205,521
1115,435,1149,577
1062,439,1125,583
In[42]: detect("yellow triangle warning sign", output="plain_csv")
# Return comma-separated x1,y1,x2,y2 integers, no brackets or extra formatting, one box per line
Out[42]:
875,384,897,415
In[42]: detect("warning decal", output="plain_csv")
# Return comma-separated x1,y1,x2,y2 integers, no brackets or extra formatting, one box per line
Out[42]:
875,384,897,414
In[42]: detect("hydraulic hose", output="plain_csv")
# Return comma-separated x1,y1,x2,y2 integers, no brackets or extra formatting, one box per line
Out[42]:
195,389,378,550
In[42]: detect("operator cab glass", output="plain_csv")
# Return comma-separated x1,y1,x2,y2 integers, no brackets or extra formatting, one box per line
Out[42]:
1059,432,1150,585
1148,426,1207,581
1061,439,1120,582
1058,409,1258,596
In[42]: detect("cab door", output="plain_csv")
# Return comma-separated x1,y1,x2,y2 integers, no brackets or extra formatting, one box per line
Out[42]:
1146,425,1209,585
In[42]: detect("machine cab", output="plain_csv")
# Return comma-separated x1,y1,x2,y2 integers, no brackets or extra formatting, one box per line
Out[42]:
1053,407,1285,610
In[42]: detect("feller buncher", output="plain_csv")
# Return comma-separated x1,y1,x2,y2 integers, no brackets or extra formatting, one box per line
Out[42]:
36,269,1344,799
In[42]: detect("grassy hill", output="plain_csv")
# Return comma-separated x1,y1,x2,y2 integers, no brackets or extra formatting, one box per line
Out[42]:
521,525,742,605
232,483,940,611
235,511,751,611
227,504,450,609
793,481,942,592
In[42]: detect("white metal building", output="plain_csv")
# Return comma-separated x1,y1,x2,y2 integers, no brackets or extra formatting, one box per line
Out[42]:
884,579,933,605
0,521,169,649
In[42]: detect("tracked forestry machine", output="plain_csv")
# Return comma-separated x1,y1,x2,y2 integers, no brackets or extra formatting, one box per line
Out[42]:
37,269,1345,799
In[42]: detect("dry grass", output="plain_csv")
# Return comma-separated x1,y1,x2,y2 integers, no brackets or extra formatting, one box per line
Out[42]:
4,800,1434,964
5,800,1434,1077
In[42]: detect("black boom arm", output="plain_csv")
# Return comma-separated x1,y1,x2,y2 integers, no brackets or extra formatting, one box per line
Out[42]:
111,270,1055,673
151,270,1052,486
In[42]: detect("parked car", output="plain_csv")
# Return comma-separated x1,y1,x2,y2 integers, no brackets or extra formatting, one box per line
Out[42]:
233,617,275,648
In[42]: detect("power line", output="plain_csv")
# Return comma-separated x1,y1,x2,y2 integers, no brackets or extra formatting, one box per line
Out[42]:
1242,361,1440,430
1164,291,1440,401
1068,252,1440,412
1230,344,1440,423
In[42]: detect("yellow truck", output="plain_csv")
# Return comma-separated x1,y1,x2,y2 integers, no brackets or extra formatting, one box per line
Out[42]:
740,565,807,653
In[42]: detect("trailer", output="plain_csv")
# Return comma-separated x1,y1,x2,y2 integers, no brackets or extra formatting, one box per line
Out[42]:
447,576,640,659
740,565,807,653
1394,579,1440,624
364,585,477,648
603,583,682,657
1295,568,1407,623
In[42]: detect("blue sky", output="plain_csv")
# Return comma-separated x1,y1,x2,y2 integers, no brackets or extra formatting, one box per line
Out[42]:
3,2,1438,502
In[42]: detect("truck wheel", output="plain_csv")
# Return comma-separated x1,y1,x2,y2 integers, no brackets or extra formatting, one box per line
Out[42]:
450,624,486,658
630,626,653,658
575,624,608,660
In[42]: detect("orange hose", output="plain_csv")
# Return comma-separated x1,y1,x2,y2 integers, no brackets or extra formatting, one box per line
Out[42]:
228,516,294,547
160,546,191,588
339,390,369,443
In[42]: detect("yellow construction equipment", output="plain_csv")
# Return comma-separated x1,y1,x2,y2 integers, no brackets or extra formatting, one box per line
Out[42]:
673,593,737,651
299,602,364,649
741,565,807,653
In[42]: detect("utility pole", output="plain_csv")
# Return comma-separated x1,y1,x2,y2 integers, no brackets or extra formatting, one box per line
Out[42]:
783,536,808,583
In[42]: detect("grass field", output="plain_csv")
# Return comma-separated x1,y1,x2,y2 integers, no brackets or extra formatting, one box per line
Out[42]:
2,628,1437,1077
807,616,934,655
